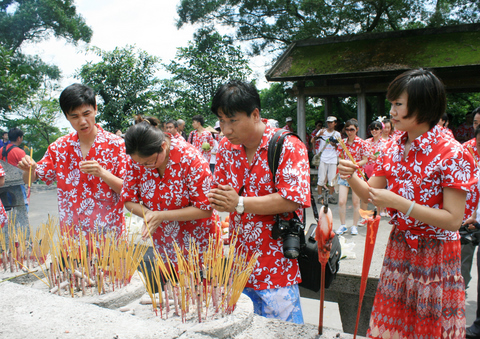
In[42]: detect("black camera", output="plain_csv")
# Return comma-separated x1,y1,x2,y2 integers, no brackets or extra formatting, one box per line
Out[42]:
328,136,339,144
272,218,305,259
459,222,480,246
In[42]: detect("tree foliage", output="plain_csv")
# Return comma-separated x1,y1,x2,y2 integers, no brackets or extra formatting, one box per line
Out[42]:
76,45,162,132
3,79,65,160
177,0,479,54
163,27,252,125
0,0,92,119
0,0,92,51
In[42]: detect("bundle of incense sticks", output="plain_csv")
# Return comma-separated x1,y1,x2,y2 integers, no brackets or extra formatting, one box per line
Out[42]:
46,227,149,297
138,230,259,323
0,217,51,275
1,216,149,297
336,137,370,185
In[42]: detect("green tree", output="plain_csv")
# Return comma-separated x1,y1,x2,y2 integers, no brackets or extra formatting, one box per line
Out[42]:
177,0,479,54
0,0,92,115
3,79,65,160
0,0,92,51
163,27,252,125
76,45,162,132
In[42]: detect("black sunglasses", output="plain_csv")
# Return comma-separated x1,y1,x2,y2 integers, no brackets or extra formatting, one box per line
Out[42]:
371,127,381,131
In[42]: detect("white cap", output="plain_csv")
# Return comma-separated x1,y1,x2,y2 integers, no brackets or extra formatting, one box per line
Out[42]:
214,121,220,129
286,117,293,122
326,116,337,122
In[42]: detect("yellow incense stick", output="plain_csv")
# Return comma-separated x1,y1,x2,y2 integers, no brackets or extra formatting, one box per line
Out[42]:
336,137,370,186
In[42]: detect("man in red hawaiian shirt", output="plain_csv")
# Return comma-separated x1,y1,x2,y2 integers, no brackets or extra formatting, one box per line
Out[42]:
165,119,185,141
208,80,311,324
187,114,214,162
18,84,127,236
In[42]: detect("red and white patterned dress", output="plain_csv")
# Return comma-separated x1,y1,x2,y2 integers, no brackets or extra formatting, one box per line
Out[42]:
364,137,386,178
369,125,479,338
214,121,311,290
0,164,8,227
172,132,185,142
36,125,127,236
188,129,215,162
337,135,368,170
122,136,220,267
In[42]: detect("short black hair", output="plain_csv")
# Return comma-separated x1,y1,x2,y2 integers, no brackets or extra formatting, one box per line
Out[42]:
8,127,23,142
369,121,383,130
166,119,178,128
387,69,446,129
211,80,260,118
192,115,205,126
124,122,165,157
345,119,358,129
59,83,96,117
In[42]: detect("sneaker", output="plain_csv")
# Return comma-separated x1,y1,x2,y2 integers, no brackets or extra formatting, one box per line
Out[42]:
328,195,337,204
336,225,348,235
350,225,358,235
358,218,367,226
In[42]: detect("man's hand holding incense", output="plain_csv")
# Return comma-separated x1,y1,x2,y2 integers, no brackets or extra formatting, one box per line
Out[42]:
208,184,239,213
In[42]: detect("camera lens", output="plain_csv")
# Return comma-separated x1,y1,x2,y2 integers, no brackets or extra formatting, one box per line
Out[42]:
283,234,301,259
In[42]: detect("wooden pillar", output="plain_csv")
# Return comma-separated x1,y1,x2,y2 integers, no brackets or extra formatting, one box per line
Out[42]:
297,82,306,142
324,96,333,120
355,84,367,139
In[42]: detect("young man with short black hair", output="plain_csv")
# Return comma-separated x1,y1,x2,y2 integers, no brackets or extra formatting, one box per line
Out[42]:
18,83,127,236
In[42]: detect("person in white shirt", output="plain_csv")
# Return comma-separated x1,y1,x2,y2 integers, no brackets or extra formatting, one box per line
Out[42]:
311,116,341,204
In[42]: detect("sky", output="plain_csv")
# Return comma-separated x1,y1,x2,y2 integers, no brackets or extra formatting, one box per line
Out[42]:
21,0,270,90
19,0,272,130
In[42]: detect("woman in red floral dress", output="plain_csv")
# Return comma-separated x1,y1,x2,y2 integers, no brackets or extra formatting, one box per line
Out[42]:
122,122,220,268
338,69,478,338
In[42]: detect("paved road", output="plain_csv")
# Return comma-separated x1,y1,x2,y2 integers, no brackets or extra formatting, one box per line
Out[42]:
27,183,478,332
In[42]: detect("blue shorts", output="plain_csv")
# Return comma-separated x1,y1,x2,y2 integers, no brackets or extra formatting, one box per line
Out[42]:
338,177,350,187
242,284,304,324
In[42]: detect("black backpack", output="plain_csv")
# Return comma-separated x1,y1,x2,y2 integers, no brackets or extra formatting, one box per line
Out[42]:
267,129,341,292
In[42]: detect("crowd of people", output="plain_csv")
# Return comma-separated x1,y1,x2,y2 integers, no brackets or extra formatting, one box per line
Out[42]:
0,68,478,338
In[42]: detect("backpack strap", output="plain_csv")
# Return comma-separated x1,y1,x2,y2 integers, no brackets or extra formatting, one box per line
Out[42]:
267,129,299,176
1,144,18,161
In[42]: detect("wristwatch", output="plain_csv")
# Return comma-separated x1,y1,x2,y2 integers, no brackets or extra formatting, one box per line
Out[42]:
235,196,245,214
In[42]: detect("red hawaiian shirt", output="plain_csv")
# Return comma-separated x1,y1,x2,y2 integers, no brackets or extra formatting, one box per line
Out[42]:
455,123,474,142
365,137,386,166
375,126,479,250
172,132,186,142
122,136,220,266
214,121,311,290
0,164,7,227
188,130,215,162
337,135,368,168
463,138,480,165
36,125,127,235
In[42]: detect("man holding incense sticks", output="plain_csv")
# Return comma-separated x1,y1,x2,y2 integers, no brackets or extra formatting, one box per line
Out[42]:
208,80,311,324
18,84,127,236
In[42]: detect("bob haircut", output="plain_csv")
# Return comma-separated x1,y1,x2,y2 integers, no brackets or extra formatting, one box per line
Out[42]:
124,122,165,158
345,118,359,129
59,83,96,117
211,80,261,118
369,120,383,130
386,69,446,129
